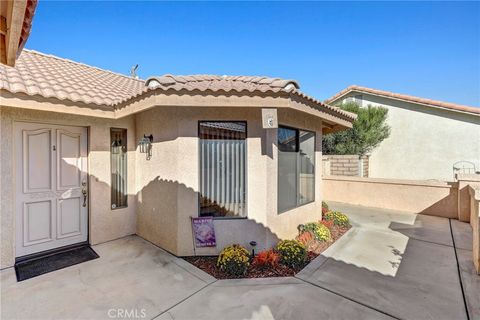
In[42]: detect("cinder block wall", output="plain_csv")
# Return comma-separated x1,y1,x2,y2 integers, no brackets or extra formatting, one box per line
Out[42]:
325,155,369,177
362,156,369,177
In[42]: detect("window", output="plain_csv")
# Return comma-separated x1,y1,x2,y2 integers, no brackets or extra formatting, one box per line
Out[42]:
111,128,127,209
278,126,315,212
199,121,247,218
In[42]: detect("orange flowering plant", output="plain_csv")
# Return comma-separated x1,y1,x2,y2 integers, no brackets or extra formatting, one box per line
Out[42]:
253,249,280,269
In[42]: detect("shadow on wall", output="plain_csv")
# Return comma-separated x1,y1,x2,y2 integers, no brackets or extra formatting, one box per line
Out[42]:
135,177,280,256
420,182,458,218
322,177,459,219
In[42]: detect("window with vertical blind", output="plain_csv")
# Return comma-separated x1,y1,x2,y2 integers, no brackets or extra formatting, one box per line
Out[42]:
199,121,247,218
111,128,127,209
278,126,315,213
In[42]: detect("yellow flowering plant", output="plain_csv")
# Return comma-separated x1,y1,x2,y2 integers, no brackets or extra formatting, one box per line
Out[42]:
302,222,332,242
324,211,350,227
217,244,250,276
275,240,307,269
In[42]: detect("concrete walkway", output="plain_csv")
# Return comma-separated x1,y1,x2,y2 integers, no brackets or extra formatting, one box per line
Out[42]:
1,203,479,320
1,236,215,320
297,202,478,320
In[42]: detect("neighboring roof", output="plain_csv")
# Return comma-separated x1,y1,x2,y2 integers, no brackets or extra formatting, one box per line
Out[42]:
0,49,356,123
0,0,38,66
326,85,480,116
1,49,145,106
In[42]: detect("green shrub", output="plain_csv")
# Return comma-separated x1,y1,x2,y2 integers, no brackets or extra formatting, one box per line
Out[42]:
217,244,250,276
275,240,307,269
324,211,350,227
303,222,332,242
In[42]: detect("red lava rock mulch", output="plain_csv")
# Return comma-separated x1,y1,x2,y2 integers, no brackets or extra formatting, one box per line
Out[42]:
183,225,351,279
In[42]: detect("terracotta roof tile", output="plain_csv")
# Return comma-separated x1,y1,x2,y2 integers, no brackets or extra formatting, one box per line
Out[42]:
143,75,356,120
0,49,145,107
0,50,355,121
144,74,299,93
326,85,480,115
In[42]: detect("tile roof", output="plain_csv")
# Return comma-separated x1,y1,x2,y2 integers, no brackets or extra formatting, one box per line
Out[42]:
1,49,145,106
144,75,356,120
145,74,300,93
326,85,480,115
0,50,355,121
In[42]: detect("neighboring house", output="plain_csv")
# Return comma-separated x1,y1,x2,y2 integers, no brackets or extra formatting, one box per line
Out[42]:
0,50,355,268
326,85,480,182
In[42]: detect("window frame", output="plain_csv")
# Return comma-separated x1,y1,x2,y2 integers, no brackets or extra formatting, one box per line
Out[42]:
198,120,248,220
110,127,128,210
277,125,316,214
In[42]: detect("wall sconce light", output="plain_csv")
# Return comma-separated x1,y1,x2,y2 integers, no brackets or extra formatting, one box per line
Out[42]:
139,134,153,160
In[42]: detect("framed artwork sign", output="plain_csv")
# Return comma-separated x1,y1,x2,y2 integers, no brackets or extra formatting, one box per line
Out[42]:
191,217,216,247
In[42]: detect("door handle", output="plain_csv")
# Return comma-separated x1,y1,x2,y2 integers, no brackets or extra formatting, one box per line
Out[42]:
81,181,87,207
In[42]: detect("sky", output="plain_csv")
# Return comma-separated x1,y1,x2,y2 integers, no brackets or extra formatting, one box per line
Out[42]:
26,1,480,107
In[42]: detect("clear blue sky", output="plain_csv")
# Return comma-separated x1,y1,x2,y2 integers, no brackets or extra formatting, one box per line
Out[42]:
26,1,480,107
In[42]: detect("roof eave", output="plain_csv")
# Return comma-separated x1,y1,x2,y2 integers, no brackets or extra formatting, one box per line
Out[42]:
327,87,480,117
1,0,37,67
114,87,356,127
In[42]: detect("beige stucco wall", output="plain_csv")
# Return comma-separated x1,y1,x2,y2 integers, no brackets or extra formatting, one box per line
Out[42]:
457,174,480,222
323,176,458,218
135,106,323,256
338,93,480,181
0,106,137,268
1,101,325,266
468,184,480,274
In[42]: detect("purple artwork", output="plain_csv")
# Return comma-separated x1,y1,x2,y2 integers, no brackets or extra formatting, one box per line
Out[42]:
192,217,216,247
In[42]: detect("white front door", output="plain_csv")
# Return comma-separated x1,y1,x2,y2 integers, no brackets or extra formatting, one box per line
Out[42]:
15,122,88,257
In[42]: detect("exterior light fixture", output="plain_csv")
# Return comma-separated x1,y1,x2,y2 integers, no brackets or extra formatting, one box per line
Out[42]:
139,134,153,160
249,240,257,258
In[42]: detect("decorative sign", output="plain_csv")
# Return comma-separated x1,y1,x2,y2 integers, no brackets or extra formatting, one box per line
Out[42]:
191,217,216,247
262,108,278,129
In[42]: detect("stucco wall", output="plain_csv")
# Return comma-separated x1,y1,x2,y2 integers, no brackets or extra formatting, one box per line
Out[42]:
323,176,458,218
468,184,480,273
1,103,325,266
338,93,480,181
135,106,323,256
0,106,137,268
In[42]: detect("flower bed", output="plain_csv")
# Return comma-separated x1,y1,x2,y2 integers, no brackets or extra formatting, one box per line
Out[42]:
183,251,319,279
184,210,351,279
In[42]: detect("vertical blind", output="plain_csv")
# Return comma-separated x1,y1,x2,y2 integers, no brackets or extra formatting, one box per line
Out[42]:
111,128,127,209
199,122,247,218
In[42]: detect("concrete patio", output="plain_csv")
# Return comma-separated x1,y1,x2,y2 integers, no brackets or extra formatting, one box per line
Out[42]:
1,203,478,320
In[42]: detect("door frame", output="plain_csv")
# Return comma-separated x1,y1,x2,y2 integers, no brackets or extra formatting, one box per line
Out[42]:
13,120,91,259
